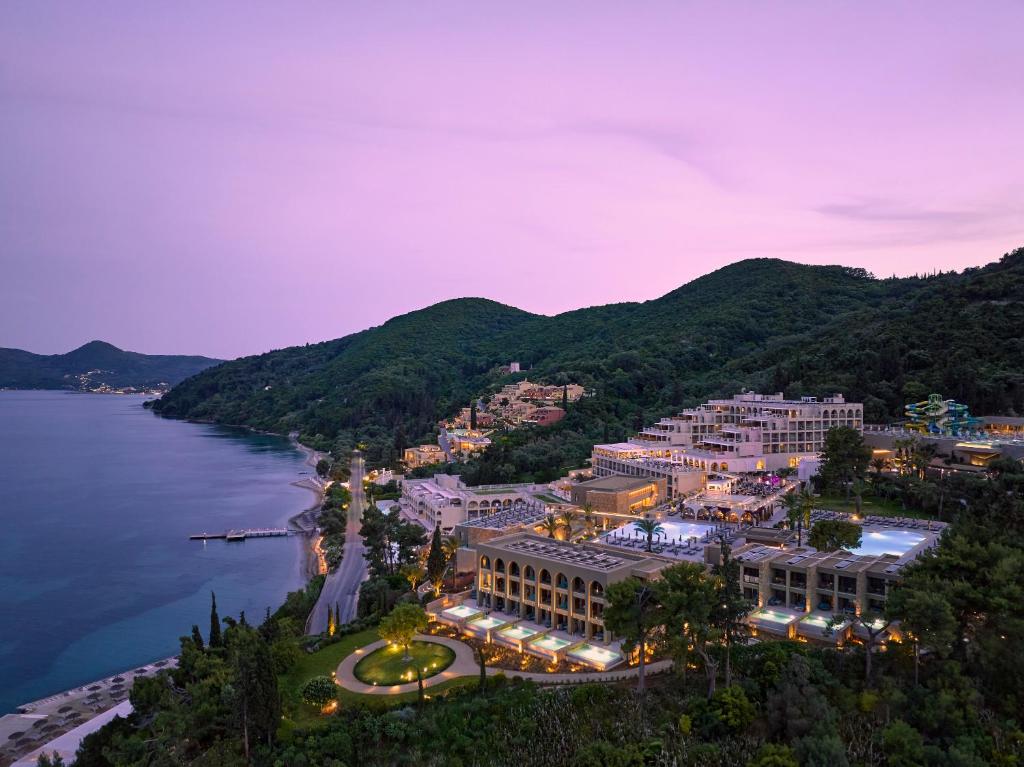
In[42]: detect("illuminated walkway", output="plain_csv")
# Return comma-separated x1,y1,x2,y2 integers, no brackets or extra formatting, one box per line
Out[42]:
334,634,673,696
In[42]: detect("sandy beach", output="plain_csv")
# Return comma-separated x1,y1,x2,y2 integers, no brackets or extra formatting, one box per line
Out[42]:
0,659,177,767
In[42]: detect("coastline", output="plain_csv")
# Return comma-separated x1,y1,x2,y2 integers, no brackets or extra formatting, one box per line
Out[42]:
0,409,328,767
287,435,329,579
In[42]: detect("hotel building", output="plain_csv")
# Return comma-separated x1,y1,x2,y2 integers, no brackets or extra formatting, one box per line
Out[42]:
473,533,663,641
569,475,666,515
591,392,864,492
401,475,571,532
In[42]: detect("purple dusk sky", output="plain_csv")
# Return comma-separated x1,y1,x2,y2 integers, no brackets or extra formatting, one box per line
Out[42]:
2,3,1022,360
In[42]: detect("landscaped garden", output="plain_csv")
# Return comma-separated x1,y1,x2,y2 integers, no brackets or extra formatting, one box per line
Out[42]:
353,640,456,685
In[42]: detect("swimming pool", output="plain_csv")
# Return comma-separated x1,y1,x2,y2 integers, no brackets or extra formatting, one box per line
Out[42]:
529,635,573,653
496,625,540,642
567,643,623,669
603,519,717,544
466,615,507,631
751,608,799,626
441,604,482,621
849,529,925,557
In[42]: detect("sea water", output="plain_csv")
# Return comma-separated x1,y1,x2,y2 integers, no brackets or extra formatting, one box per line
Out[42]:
0,391,309,713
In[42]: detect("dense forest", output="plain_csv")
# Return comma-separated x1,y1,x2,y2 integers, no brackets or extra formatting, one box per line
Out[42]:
0,341,221,390
152,248,1024,472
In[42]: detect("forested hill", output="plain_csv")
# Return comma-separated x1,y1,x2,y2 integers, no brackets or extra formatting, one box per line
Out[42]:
153,249,1024,469
0,341,223,391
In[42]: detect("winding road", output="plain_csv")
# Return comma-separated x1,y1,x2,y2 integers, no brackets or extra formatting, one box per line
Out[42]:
307,451,368,633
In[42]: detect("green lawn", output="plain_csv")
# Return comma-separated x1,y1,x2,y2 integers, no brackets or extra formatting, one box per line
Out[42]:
279,630,475,731
353,641,456,686
279,628,379,729
814,494,935,519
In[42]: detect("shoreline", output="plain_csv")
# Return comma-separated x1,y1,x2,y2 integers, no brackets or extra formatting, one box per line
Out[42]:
0,419,330,766
287,435,329,580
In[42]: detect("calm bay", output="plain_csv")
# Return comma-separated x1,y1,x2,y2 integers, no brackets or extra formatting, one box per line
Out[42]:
0,391,310,713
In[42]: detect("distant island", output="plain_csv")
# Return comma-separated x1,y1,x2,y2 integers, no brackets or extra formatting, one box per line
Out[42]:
0,340,223,393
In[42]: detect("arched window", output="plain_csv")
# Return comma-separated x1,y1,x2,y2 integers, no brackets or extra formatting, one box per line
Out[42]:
524,565,535,580
573,577,586,593
590,581,604,597
556,573,568,589
509,562,520,577
495,558,505,573
540,568,551,585
480,556,490,570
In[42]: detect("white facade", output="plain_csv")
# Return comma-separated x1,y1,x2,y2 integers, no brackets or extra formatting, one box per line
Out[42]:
399,474,547,532
592,392,864,487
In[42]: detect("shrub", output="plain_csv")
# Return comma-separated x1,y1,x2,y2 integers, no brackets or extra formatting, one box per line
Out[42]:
300,676,337,708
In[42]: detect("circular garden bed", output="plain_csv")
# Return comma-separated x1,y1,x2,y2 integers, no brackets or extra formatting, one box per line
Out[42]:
353,641,456,686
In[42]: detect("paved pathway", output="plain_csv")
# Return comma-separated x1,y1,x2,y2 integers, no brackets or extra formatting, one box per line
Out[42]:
334,635,673,696
308,452,368,633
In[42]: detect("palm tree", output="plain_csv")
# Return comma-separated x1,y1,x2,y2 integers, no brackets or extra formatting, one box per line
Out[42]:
780,491,812,547
634,518,665,552
580,504,598,539
557,509,579,540
539,514,560,539
850,479,869,517
869,456,887,480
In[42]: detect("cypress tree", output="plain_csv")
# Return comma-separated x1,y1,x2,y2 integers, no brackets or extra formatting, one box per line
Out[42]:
209,592,223,648
426,525,446,595
562,384,568,411
470,400,477,430
191,624,205,651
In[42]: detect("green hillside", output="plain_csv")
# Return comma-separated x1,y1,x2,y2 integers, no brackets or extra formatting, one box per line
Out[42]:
153,248,1024,473
0,340,222,391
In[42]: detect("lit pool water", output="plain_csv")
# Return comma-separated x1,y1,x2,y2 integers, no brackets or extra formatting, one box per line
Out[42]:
530,635,572,652
849,529,925,557
466,615,506,631
497,625,539,642
441,604,480,620
567,643,622,668
751,608,798,625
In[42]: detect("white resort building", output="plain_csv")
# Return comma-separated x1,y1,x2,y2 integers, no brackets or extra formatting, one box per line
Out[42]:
591,392,864,493
399,474,570,533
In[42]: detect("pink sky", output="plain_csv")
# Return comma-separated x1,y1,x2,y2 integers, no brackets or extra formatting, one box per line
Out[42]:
2,2,1022,359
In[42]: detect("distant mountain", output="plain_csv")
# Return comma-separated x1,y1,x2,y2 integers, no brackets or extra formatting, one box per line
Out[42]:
153,248,1024,473
0,341,223,392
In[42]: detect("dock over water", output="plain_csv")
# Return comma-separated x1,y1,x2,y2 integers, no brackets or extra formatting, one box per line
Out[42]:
189,527,291,541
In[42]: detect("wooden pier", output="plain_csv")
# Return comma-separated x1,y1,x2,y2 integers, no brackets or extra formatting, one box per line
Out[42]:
189,527,291,541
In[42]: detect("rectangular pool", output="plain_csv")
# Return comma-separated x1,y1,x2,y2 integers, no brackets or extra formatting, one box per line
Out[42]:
497,625,540,642
799,614,846,631
441,604,481,621
529,635,573,653
751,608,799,626
466,615,507,631
566,643,623,669
849,529,925,557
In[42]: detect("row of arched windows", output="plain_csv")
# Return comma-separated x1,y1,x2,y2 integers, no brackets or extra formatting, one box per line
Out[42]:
480,557,605,597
